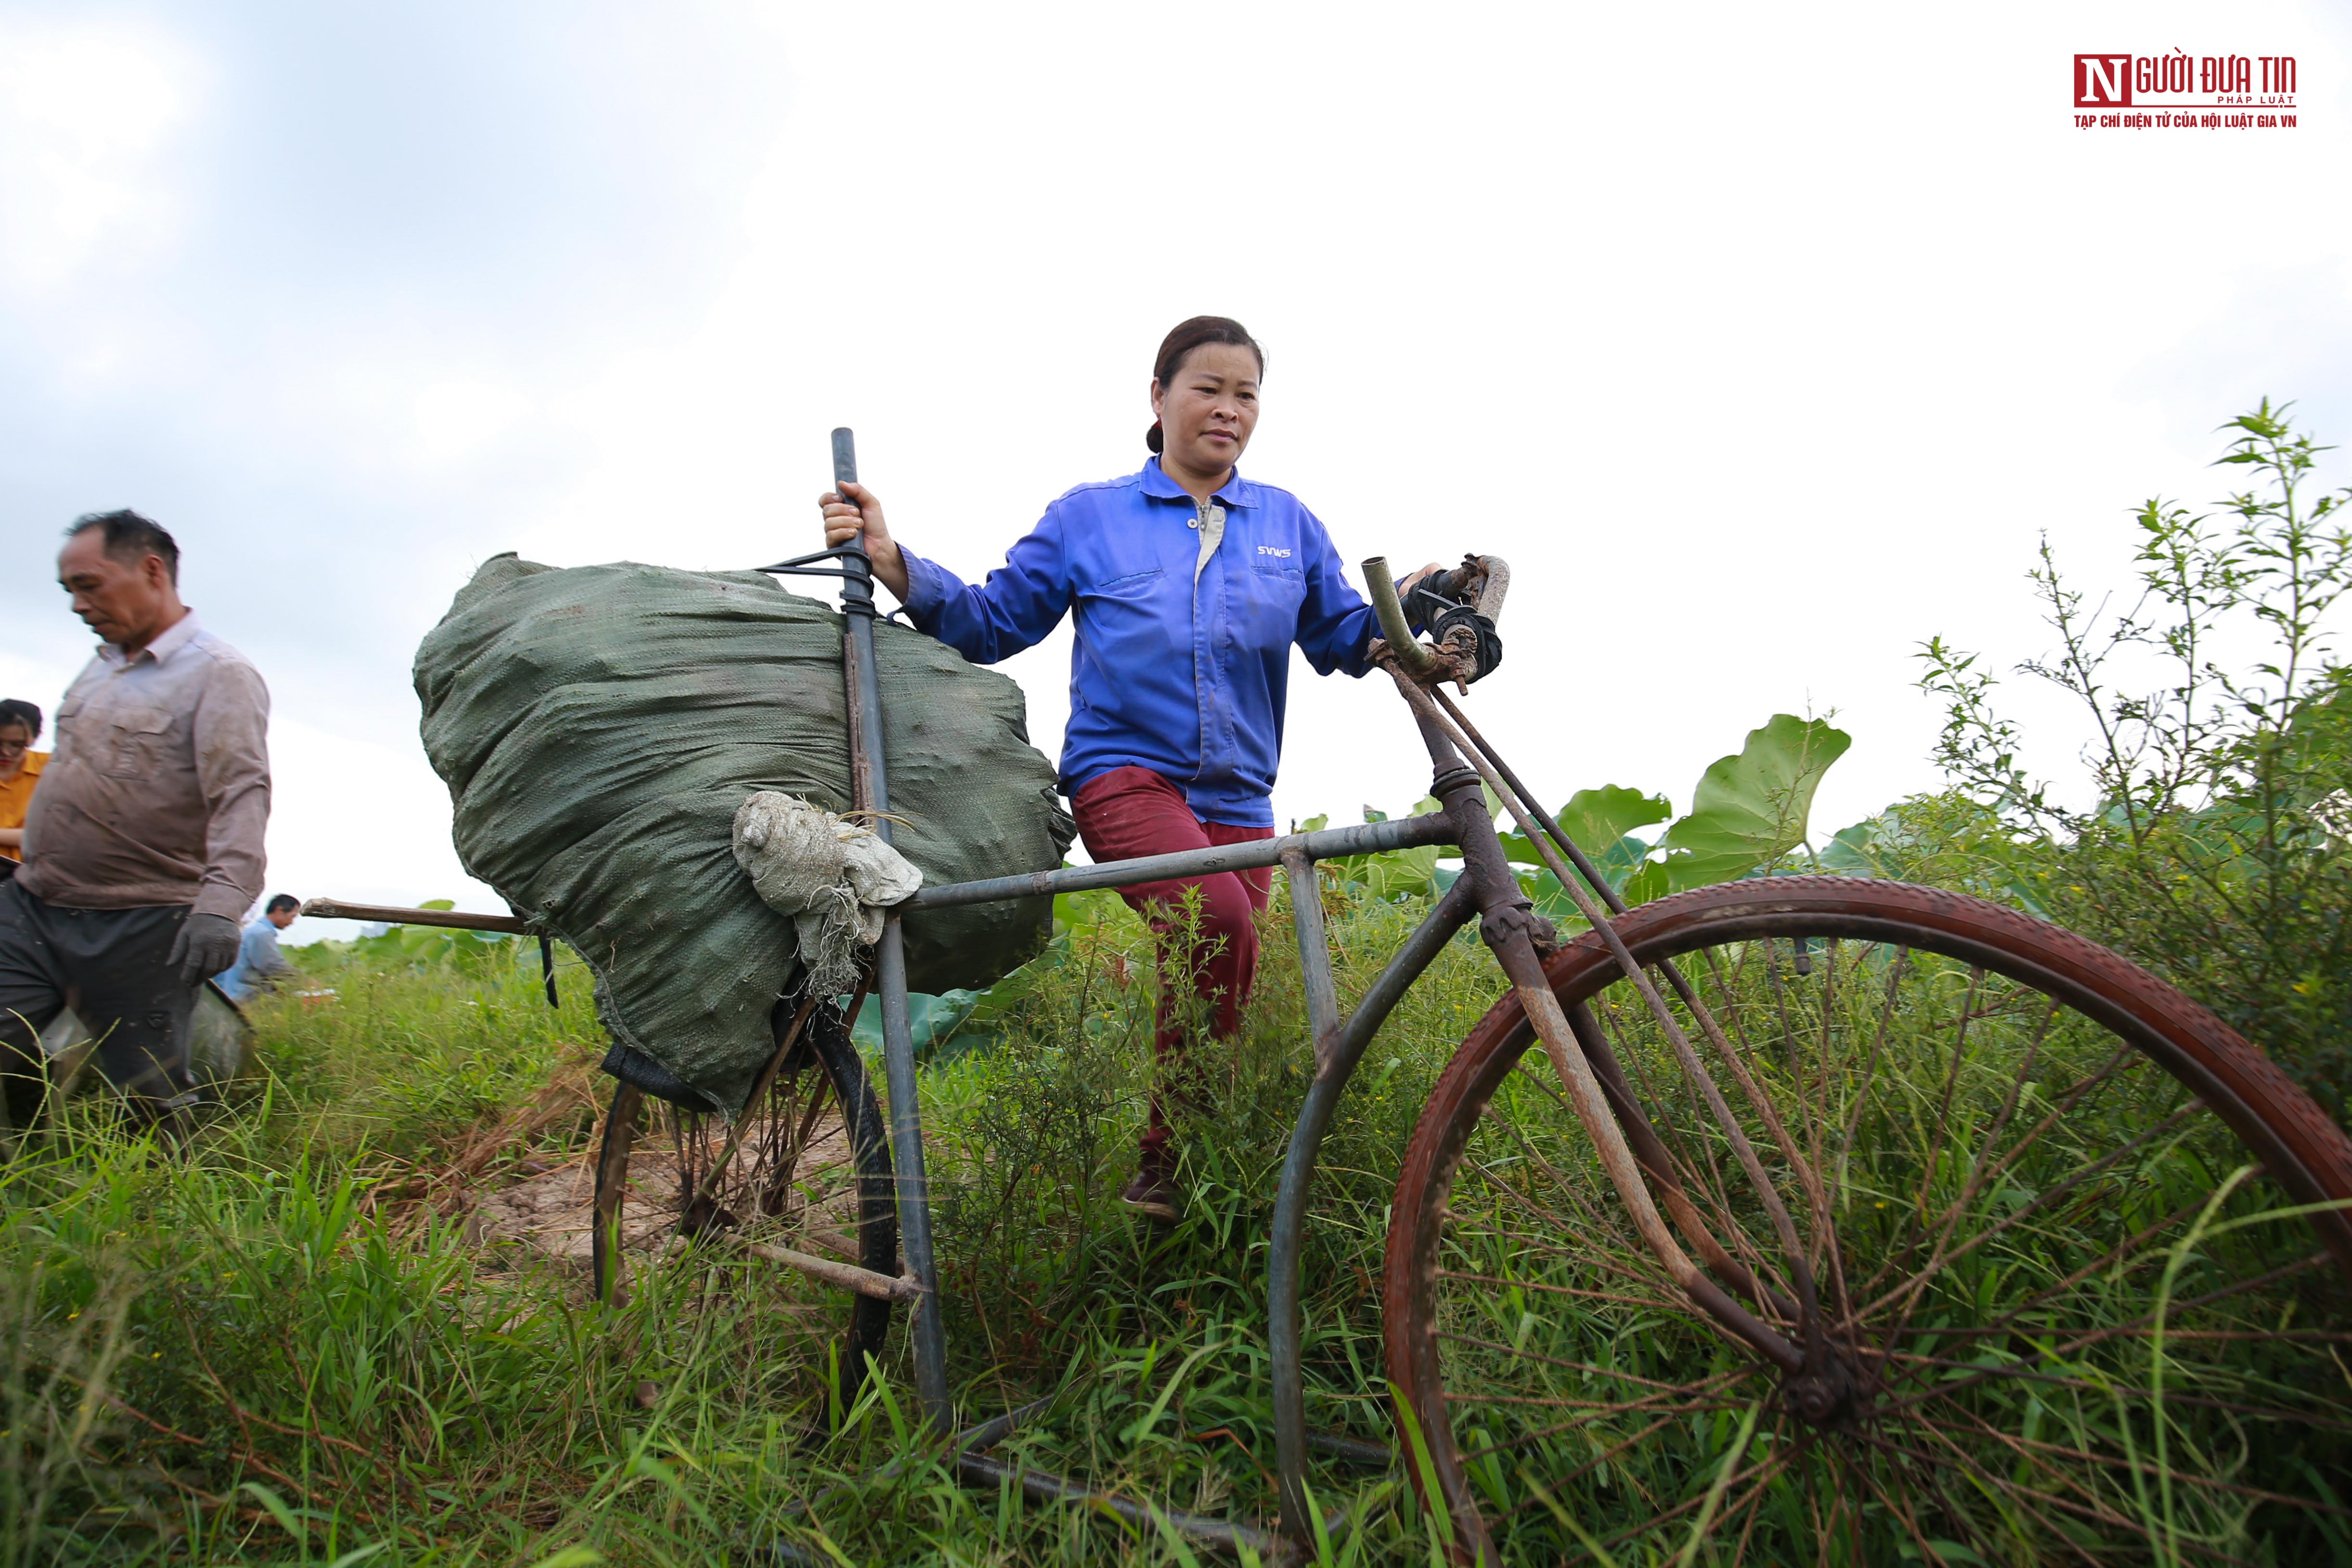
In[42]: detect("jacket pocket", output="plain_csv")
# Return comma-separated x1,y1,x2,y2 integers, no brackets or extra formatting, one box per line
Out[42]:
1092,567,1166,595
104,711,176,780
1077,567,1179,674
1242,559,1306,619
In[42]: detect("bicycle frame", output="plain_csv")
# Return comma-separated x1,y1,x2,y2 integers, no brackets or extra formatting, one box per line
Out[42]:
770,428,1826,1548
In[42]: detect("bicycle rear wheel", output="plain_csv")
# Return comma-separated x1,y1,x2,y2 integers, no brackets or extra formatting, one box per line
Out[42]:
1384,877,2352,1565
594,998,897,1419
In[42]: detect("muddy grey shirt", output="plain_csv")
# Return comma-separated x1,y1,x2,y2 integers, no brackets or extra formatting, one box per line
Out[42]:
17,612,271,920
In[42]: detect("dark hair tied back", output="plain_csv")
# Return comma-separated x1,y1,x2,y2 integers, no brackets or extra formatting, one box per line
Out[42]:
1147,316,1264,453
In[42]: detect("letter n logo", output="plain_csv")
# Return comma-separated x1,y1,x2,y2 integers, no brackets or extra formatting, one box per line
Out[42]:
2075,53,2132,107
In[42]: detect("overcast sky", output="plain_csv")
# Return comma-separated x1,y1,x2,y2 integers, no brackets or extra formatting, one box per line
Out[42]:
4,0,2348,943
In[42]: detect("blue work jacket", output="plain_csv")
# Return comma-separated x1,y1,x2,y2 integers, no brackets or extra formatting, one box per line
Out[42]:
898,458,1380,828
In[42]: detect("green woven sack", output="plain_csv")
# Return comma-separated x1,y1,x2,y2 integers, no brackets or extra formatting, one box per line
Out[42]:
413,555,1072,1111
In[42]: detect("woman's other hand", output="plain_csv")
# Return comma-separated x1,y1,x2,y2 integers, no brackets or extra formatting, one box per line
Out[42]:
819,481,911,603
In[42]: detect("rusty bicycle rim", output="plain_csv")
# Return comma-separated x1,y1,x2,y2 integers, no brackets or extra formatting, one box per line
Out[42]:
1384,877,2352,1564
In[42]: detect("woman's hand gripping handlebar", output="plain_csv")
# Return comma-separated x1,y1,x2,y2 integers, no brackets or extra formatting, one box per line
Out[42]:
1365,553,1509,686
819,479,911,603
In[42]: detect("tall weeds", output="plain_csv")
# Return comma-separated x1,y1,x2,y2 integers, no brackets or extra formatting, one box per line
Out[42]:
0,872,1502,1563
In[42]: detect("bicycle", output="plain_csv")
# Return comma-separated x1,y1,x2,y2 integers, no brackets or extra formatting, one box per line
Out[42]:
567,430,2352,1562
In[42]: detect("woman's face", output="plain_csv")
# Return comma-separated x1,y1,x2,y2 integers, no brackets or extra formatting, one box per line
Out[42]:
1151,343,1260,480
0,724,29,777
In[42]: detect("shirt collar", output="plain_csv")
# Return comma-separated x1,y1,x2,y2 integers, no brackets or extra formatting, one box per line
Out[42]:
100,610,203,668
1139,455,1258,510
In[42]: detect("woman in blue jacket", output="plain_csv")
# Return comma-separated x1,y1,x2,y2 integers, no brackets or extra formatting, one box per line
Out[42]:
821,316,1427,1221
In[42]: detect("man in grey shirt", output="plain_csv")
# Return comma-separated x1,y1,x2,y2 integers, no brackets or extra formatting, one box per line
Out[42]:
0,511,270,1134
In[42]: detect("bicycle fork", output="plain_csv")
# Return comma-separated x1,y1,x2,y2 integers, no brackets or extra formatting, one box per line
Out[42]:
1391,672,1853,1422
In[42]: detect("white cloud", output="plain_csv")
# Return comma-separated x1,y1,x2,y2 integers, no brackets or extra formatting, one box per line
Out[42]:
413,380,533,467
2,0,2348,908
0,15,199,291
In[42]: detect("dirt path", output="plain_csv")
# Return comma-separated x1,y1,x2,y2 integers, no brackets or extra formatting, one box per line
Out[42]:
468,1112,861,1272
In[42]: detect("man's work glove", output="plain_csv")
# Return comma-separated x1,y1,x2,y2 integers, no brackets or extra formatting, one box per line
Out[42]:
169,912,243,987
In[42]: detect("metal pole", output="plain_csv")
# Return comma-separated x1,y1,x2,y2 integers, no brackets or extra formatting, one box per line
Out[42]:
1267,861,1476,1537
297,899,533,934
901,812,1455,911
831,427,953,1430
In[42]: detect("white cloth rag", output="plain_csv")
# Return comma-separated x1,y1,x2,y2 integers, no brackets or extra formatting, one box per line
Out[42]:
731,791,923,997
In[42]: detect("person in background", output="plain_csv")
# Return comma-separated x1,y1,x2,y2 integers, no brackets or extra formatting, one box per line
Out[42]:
0,511,271,1135
0,699,45,873
216,894,299,1002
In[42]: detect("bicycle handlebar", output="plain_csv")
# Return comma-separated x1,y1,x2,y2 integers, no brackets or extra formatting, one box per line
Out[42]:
1363,557,1445,679
1364,553,1511,682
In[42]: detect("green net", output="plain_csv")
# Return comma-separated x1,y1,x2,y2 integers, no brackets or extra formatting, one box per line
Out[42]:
414,555,1073,1110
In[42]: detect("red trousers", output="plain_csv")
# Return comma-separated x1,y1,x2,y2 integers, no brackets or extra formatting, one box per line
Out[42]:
1070,767,1275,1157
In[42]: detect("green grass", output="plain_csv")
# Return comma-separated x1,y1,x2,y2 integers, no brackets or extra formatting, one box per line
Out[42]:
1419,939,2352,1564
7,872,2349,1564
0,876,1502,1565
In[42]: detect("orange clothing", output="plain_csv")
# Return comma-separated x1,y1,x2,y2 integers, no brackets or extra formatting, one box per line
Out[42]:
0,750,46,862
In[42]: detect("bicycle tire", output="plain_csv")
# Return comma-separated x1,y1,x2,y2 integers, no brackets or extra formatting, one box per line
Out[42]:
594,998,897,1422
1384,876,2352,1565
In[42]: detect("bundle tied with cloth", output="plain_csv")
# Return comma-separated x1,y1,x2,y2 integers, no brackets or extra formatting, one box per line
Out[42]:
414,556,1074,1113
731,792,920,1000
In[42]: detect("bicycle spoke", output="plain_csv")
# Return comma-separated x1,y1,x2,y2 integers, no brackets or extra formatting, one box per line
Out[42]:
1402,904,2352,1561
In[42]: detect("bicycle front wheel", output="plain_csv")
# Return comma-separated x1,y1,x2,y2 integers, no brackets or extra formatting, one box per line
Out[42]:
1384,877,2352,1565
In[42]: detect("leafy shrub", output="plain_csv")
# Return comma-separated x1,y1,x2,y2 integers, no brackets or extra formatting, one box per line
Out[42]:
1920,400,2352,1114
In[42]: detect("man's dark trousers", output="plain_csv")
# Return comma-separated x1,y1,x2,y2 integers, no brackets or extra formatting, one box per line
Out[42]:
0,880,197,1127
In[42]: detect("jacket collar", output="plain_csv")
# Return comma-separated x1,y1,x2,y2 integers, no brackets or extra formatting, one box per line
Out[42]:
1139,455,1258,510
